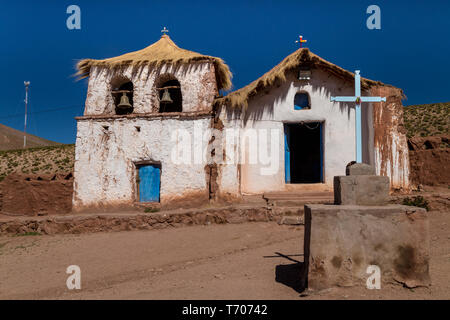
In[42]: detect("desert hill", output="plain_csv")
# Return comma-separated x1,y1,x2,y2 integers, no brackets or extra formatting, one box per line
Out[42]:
0,123,60,151
403,102,449,138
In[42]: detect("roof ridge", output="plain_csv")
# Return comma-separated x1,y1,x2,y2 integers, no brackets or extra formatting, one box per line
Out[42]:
214,48,402,109
75,35,232,91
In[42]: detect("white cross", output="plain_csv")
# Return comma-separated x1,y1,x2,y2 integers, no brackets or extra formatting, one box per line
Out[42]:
330,70,386,163
161,27,169,35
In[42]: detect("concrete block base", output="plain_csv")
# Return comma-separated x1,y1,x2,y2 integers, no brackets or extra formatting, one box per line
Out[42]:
345,162,376,176
303,204,430,289
334,175,390,205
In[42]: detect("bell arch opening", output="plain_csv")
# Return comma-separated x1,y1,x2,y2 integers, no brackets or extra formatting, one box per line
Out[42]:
111,78,134,115
158,79,182,113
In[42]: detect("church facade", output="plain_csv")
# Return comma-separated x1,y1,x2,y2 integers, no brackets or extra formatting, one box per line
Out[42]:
72,34,410,211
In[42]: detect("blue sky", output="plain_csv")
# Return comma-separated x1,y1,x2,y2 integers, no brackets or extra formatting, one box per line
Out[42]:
1,0,449,144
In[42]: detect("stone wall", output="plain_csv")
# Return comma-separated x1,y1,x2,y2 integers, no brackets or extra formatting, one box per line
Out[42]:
0,206,274,235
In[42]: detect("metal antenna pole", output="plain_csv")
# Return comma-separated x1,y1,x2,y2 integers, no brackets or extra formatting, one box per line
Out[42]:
23,81,30,148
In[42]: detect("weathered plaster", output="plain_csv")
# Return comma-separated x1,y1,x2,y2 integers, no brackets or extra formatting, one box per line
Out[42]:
73,116,212,210
218,69,365,194
75,57,409,210
217,69,409,195
83,62,218,115
370,86,410,191
74,59,220,210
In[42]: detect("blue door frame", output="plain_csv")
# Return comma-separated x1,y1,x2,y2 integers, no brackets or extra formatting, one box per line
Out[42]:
138,164,161,202
284,125,291,183
319,123,324,182
284,123,324,183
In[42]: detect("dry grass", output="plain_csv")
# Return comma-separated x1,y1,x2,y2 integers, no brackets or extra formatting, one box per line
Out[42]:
77,35,232,91
215,48,402,109
0,144,74,181
403,102,450,138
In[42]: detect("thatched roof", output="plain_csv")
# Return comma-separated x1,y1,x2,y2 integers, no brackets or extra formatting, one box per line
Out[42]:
215,48,402,109
76,35,232,91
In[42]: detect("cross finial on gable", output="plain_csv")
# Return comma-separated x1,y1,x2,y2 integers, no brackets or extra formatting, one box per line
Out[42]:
295,35,307,48
161,27,169,35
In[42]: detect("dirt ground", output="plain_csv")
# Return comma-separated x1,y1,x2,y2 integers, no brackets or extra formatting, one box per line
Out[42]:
0,206,448,300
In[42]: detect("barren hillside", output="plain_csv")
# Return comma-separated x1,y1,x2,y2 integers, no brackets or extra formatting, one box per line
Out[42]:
0,123,60,151
403,102,450,138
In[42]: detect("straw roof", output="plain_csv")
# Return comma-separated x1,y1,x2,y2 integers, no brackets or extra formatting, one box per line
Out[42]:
214,48,402,109
76,35,232,91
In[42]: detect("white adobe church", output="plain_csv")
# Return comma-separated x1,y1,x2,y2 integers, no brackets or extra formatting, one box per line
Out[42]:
72,33,410,211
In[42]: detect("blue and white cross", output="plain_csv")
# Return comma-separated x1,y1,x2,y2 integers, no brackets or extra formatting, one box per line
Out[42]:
331,70,386,163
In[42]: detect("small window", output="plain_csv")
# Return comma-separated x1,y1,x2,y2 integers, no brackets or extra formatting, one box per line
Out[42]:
294,92,310,110
158,79,182,113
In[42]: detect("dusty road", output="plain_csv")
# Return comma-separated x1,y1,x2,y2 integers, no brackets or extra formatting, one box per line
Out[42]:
0,211,449,299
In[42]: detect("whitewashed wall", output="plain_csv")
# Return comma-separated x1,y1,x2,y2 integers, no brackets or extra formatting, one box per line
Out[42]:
83,62,217,115
73,117,212,209
218,69,374,195
73,59,220,210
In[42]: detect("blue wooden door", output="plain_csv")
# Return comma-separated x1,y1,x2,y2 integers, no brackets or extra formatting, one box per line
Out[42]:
138,164,160,202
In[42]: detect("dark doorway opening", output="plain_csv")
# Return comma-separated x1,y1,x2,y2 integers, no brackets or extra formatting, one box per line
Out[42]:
284,122,323,183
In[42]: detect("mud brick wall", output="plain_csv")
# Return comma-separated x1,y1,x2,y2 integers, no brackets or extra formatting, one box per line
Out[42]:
0,173,73,216
408,135,450,186
370,86,410,191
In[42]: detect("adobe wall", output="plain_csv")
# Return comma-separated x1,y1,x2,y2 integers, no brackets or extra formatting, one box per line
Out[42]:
83,62,218,115
408,135,450,186
218,69,367,194
72,115,212,211
0,173,73,216
370,86,410,191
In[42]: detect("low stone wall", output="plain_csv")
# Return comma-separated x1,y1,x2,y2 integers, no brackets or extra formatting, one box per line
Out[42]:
0,205,275,235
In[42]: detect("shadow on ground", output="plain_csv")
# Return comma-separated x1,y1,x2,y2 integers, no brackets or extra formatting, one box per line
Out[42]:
265,252,308,294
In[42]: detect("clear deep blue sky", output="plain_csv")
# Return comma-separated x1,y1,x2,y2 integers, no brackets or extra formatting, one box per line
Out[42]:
1,0,449,144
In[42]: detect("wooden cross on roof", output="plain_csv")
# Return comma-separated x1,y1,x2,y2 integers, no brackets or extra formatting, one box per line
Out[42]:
295,35,307,48
331,70,386,163
161,27,169,35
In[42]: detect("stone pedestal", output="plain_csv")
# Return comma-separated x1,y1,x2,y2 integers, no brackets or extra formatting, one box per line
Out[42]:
334,175,390,205
303,204,430,289
334,162,390,205
301,163,430,290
